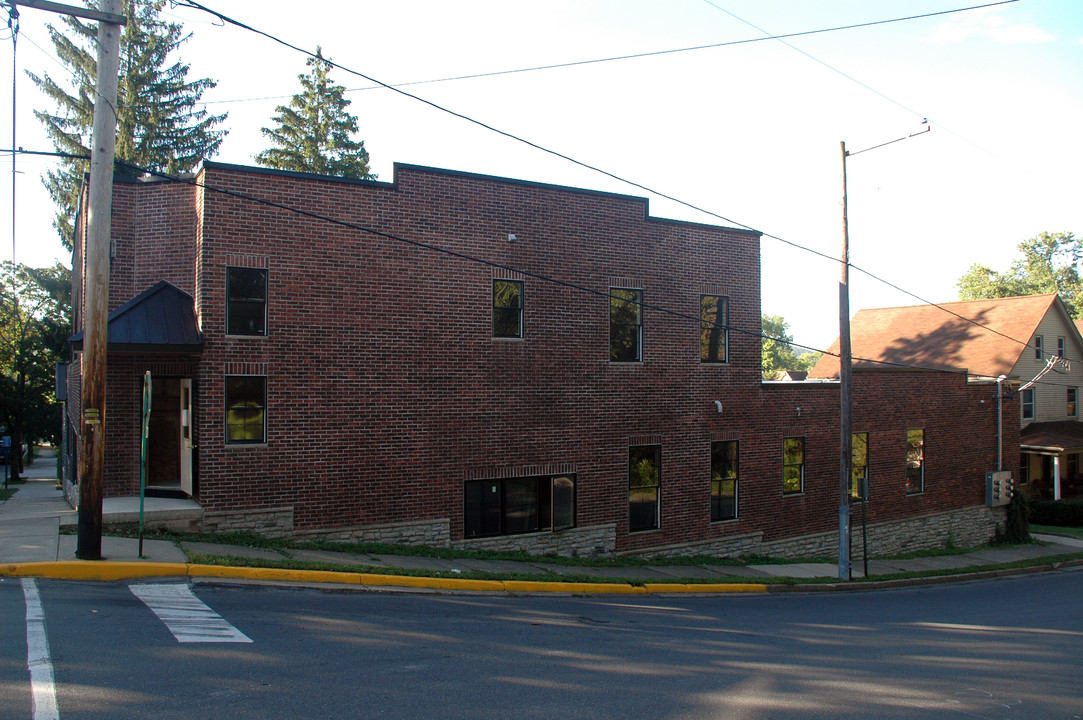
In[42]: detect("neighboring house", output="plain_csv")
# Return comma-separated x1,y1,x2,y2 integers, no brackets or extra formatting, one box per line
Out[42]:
771,370,808,382
64,161,1015,558
810,294,1083,500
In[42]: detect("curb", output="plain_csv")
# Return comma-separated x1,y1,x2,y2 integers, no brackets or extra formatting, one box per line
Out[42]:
0,561,769,594
3,557,1080,595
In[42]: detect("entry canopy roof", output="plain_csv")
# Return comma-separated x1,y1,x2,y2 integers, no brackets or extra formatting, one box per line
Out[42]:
69,281,203,353
1020,420,1083,454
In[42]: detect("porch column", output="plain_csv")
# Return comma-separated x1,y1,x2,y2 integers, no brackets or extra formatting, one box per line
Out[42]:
1053,454,1062,501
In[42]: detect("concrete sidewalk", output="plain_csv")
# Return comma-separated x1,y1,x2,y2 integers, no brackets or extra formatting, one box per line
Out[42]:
2,446,1082,591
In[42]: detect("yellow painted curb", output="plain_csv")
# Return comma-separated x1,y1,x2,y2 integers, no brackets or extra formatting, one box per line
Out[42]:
643,582,769,593
1,561,188,581
0,561,769,594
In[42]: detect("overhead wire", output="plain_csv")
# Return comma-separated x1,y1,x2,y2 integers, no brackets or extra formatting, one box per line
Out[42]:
10,2,1057,381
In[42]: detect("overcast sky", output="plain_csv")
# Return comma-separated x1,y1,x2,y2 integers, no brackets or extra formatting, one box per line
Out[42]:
1,0,1081,351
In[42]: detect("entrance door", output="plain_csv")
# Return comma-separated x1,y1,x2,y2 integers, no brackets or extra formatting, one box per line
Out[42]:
179,378,194,495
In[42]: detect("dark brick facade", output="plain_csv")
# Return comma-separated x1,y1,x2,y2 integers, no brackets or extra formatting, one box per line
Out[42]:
66,162,1018,556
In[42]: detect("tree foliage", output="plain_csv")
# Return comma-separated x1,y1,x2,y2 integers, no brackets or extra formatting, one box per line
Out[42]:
0,263,71,477
27,0,227,248
762,314,820,379
957,232,1083,317
256,48,375,179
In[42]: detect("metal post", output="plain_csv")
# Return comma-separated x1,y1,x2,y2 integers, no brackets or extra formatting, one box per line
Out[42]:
76,0,123,560
838,141,852,581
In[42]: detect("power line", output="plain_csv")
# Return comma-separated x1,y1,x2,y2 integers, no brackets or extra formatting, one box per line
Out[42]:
195,1,1020,107
171,0,1044,361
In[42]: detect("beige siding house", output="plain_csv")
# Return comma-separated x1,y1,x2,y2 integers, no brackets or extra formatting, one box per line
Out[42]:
810,294,1083,500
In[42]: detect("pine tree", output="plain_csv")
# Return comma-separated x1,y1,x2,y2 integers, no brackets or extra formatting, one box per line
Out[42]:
27,0,227,249
256,48,374,180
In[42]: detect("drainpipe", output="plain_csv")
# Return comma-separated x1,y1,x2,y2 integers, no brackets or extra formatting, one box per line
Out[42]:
996,375,1006,472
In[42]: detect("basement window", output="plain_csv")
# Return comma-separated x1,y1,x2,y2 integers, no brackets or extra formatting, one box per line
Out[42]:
464,475,575,538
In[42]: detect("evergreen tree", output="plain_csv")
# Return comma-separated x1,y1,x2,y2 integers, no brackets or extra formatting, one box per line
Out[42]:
28,0,227,249
256,48,375,179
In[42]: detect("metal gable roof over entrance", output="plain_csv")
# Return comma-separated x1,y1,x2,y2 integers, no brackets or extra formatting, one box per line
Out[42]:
69,281,203,353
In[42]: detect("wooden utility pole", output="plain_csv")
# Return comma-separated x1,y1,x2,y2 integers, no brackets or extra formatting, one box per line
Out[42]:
836,123,929,581
12,0,127,561
838,141,852,582
77,0,123,559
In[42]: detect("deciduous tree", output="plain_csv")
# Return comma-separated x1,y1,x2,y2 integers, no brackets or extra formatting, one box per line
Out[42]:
762,314,820,379
0,262,71,478
957,232,1082,317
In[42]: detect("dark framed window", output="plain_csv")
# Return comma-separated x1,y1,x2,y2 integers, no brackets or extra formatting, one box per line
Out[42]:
1018,453,1029,484
227,267,268,336
851,432,869,500
711,440,738,521
1034,335,1043,360
1058,337,1066,357
1022,389,1035,420
906,428,924,494
610,288,643,362
463,474,575,538
493,279,523,338
225,376,266,444
700,295,729,363
1069,453,1079,477
783,437,804,495
629,445,660,531
1069,388,1077,417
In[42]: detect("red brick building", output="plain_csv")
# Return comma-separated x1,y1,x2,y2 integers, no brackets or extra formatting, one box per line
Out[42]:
65,161,1017,558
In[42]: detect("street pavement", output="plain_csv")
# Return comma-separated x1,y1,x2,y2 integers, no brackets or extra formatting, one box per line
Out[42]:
2,446,1082,591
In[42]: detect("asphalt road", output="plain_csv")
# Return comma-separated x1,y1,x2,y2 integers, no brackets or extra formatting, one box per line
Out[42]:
2,571,1081,720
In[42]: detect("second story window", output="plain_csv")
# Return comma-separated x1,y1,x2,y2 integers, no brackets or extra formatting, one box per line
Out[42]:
227,267,267,336
492,279,523,338
700,295,729,363
1022,389,1035,420
1034,335,1043,360
1069,388,1077,417
1059,337,1066,357
610,288,643,362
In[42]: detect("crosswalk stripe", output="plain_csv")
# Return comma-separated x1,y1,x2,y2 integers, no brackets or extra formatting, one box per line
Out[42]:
130,583,252,643
22,579,60,720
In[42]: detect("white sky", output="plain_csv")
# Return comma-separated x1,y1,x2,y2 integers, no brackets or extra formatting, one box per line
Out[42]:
1,0,1081,351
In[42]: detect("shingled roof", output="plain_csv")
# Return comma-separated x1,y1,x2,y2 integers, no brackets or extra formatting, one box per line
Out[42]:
809,294,1064,379
69,281,203,353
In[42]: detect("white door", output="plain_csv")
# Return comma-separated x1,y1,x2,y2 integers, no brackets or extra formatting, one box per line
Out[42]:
179,379,194,495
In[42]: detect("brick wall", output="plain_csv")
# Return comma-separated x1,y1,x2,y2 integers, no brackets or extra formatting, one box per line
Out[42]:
71,162,1017,558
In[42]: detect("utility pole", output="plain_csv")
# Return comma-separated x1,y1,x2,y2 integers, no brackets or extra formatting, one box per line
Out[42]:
839,142,852,582
11,0,127,559
77,0,123,560
837,122,930,581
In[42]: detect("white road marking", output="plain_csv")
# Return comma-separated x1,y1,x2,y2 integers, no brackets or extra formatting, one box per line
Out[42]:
130,583,252,643
22,578,60,720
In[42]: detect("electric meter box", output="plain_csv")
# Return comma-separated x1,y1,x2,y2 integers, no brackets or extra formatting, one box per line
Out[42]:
985,470,1012,507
